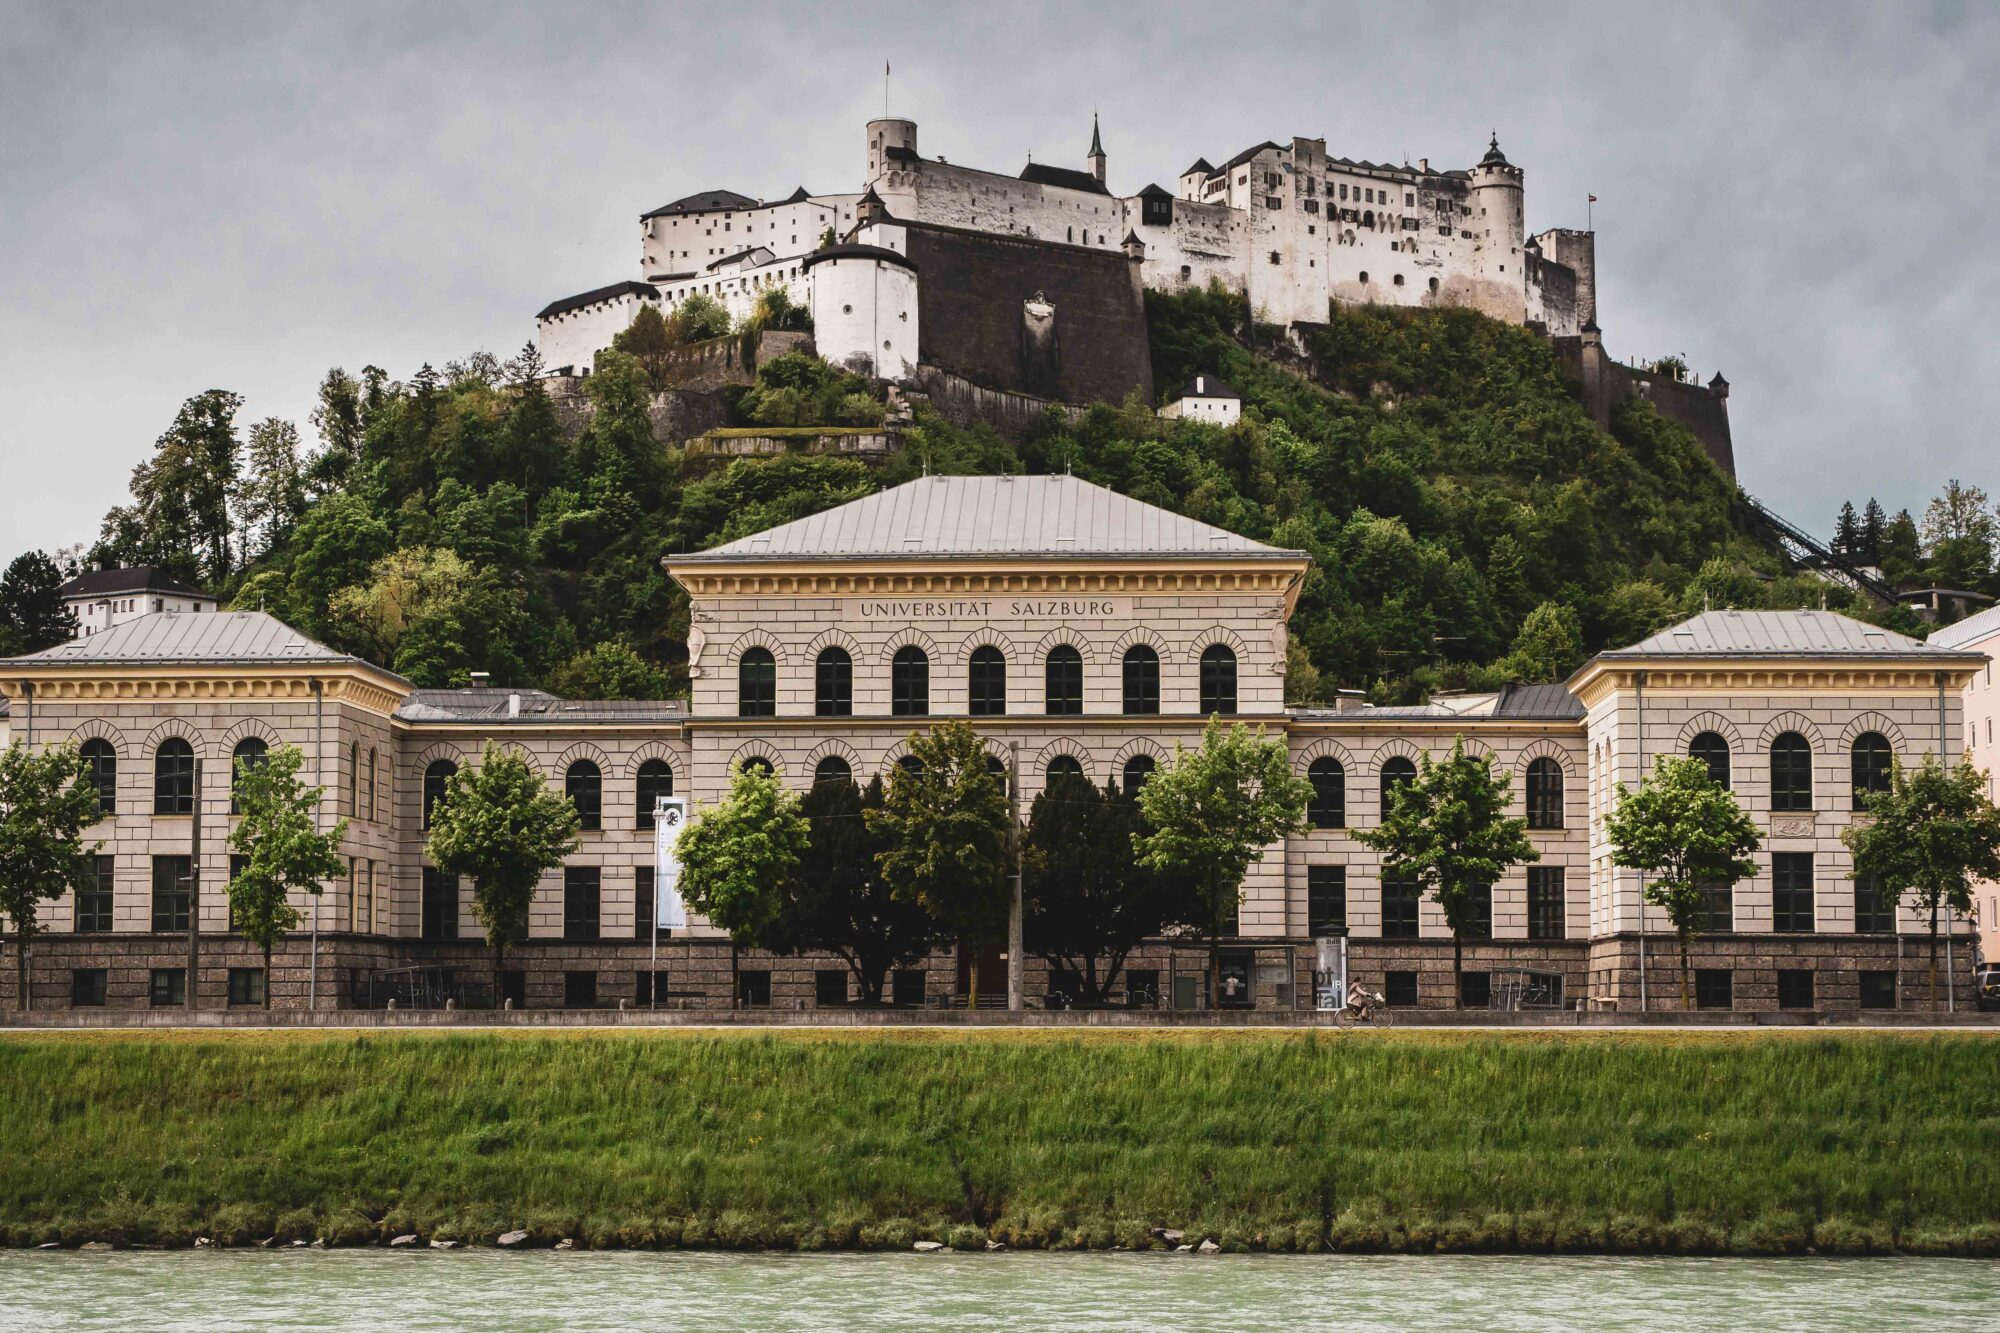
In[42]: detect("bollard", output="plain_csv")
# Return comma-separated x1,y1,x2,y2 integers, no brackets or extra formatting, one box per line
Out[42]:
619,998,629,1011
444,998,455,1012
387,998,397,1011
504,998,514,1012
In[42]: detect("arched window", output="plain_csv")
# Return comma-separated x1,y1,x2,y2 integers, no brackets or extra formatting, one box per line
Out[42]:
636,759,673,828
1046,755,1085,783
739,756,776,778
566,759,602,831
154,738,195,815
1851,732,1893,809
968,646,1007,716
1689,732,1731,788
80,738,116,815
365,747,377,821
1525,757,1564,830
1122,645,1159,715
229,737,269,815
1122,754,1156,793
422,759,457,831
1770,732,1813,812
892,646,929,717
986,754,1008,784
1044,645,1083,715
738,648,776,718
1307,758,1345,829
896,754,925,777
815,648,852,717
1199,645,1237,715
1380,756,1416,822
813,757,853,788
347,742,358,815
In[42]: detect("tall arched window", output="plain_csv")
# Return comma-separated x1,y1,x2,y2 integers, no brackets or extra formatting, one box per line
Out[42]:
1689,732,1731,788
1380,756,1417,822
566,759,602,831
1850,732,1893,810
892,646,929,717
1046,755,1086,784
1122,645,1160,715
229,737,269,815
422,759,457,832
1199,645,1237,716
813,757,853,788
1044,645,1082,715
347,742,358,815
1122,754,1156,793
815,648,852,717
1308,758,1345,829
1771,732,1813,812
895,754,924,777
636,759,673,828
738,648,776,718
154,738,195,815
365,747,377,822
1525,757,1564,830
968,646,1007,716
739,756,776,778
80,738,116,815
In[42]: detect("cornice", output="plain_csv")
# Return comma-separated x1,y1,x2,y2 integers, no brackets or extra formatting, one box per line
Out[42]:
0,666,407,719
666,559,1309,606
1568,661,1976,711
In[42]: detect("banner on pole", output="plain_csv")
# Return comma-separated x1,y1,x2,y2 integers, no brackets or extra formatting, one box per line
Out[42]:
654,796,689,930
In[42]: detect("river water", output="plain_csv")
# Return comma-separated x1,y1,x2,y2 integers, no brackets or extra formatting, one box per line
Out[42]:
2,1250,1995,1330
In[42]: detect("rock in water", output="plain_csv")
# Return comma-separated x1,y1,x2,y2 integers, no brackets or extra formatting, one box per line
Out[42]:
554,1238,576,1251
912,1241,945,1252
80,1242,112,1252
498,1231,529,1248
1197,1239,1220,1253
1153,1227,1184,1244
430,1239,459,1250
389,1235,419,1247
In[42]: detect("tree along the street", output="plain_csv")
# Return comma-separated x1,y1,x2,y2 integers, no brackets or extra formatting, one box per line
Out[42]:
1024,771,1200,1006
868,723,1012,1006
1133,719,1312,1008
1603,755,1763,1009
225,744,348,1006
1844,754,2000,1010
424,742,581,1006
678,758,811,1008
1356,736,1539,1009
0,743,103,1010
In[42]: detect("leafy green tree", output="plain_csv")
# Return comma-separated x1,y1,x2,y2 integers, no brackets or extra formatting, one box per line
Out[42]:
425,743,581,1004
668,293,732,344
0,743,103,1010
1356,736,1538,1008
1502,601,1584,681
868,723,1012,1004
1603,755,1763,1009
1025,771,1200,1006
1879,509,1923,588
1599,579,1677,649
307,367,365,492
327,546,533,686
744,287,812,334
678,759,810,1007
1134,718,1313,1006
614,304,679,391
1679,557,1764,615
225,744,348,1006
0,552,78,655
1920,480,1996,590
498,344,567,497
234,418,308,560
1844,756,2000,1010
547,641,672,700
286,492,394,637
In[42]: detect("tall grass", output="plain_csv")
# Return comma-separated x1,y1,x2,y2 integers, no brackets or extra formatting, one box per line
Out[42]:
2,1031,1996,1253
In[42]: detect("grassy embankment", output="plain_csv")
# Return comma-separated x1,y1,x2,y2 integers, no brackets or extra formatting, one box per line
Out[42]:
3,1030,1997,1254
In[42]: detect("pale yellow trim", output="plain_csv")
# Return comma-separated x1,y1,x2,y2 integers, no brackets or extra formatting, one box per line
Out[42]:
665,558,1310,606
1568,662,1977,711
0,665,407,718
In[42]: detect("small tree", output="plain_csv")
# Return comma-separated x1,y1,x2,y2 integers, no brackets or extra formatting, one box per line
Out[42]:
869,723,1011,1005
613,304,679,392
1134,719,1313,1007
425,743,581,1005
1603,755,1763,1009
226,744,348,1006
1844,755,2000,1011
0,551,79,655
677,759,810,1008
1356,737,1538,1009
668,294,732,345
0,743,103,1010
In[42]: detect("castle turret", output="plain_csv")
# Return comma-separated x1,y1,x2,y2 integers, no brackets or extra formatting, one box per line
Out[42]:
804,243,919,381
1469,133,1526,322
867,117,918,184
1087,113,1106,185
1708,371,1729,401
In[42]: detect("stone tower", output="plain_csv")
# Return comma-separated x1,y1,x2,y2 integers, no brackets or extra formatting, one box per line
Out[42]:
867,117,918,183
1468,133,1527,322
1087,113,1106,185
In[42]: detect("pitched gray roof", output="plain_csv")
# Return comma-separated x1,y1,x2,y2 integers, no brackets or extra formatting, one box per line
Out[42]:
1925,603,2000,650
674,475,1304,563
59,566,208,600
1601,610,1980,660
641,189,759,220
397,688,687,724
536,280,658,321
1,611,398,674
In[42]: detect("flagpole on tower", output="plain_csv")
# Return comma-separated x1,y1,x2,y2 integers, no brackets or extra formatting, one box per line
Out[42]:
884,60,890,117
1588,193,1596,231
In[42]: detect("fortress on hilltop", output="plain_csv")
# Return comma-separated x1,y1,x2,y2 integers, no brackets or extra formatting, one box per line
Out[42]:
535,112,1735,474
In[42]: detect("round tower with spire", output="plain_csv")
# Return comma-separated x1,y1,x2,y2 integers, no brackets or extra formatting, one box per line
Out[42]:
1087,113,1106,185
1469,132,1527,320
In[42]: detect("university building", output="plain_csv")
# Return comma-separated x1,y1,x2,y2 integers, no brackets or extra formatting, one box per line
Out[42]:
0,476,1985,1013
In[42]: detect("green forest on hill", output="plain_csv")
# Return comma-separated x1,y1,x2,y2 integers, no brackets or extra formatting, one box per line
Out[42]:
2,290,1930,698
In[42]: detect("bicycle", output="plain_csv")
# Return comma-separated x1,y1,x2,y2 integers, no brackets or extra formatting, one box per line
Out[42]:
1333,989,1395,1028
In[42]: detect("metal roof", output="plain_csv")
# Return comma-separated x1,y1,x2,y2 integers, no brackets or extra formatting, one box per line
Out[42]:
1169,375,1239,402
640,189,759,220
59,566,209,600
1601,610,1979,660
535,280,658,321
1926,603,2000,650
674,475,1304,563
397,688,687,724
0,611,398,673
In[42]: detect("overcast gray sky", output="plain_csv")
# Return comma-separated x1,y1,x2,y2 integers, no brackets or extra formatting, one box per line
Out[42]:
4,0,1996,560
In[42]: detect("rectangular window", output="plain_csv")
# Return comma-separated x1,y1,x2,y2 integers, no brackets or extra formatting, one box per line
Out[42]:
1773,853,1816,933
737,969,772,1008
1858,970,1897,1010
421,867,459,941
815,969,848,1007
563,867,601,943
75,855,114,932
1695,968,1733,1010
1527,867,1565,940
150,855,191,933
498,968,526,1009
1460,971,1492,1009
892,968,926,1008
563,970,598,1008
1307,865,1346,937
1381,876,1419,939
1701,882,1734,933
1776,969,1815,1010
1854,873,1895,934
228,968,266,1007
1465,883,1493,940
150,967,186,1007
1384,970,1418,1007
634,970,670,1006
71,968,107,1007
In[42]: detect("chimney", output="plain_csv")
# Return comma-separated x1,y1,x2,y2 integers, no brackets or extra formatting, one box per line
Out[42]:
507,693,521,718
1419,157,1428,173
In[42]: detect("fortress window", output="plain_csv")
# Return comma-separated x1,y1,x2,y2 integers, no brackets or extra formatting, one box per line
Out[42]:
1044,645,1083,716
892,647,929,716
1338,184,1347,200
1269,251,1281,265
1199,645,1237,716
636,760,673,829
1308,758,1345,829
1429,277,1440,294
1771,733,1814,811
816,648,854,717
968,646,1007,717
1392,274,1405,286
565,760,602,832
1358,271,1369,284
738,648,776,718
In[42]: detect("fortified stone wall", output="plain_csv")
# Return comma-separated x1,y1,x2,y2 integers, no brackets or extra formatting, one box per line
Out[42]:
1551,335,1736,477
908,365,1087,437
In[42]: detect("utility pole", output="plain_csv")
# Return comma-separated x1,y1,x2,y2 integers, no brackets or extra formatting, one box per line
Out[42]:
187,758,202,1012
1007,740,1023,1013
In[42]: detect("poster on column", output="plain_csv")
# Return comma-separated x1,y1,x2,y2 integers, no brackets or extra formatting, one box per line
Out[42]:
654,796,689,930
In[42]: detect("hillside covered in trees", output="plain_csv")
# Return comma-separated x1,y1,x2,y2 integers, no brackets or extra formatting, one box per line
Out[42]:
9,290,1941,701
